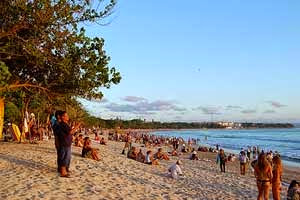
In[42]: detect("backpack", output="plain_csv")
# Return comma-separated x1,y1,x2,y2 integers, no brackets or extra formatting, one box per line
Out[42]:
240,155,247,163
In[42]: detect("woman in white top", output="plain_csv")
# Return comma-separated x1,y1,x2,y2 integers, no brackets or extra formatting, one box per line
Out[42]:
168,160,183,179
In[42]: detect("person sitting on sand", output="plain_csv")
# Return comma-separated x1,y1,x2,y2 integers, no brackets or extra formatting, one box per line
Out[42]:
228,154,236,162
154,148,170,160
127,146,138,160
272,155,282,200
190,151,199,160
100,137,107,145
253,153,273,200
136,149,145,163
168,160,183,179
82,137,100,161
181,144,187,153
170,149,178,156
287,180,300,200
145,150,159,165
75,134,84,147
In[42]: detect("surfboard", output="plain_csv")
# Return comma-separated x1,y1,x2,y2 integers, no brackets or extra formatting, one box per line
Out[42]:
11,123,25,142
0,98,4,140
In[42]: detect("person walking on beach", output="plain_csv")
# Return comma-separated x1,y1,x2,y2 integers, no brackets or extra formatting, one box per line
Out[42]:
217,149,227,173
254,153,273,200
239,151,249,175
272,155,282,200
58,111,80,177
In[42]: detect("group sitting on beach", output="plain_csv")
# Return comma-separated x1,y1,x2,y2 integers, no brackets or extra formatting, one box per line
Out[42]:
126,146,159,165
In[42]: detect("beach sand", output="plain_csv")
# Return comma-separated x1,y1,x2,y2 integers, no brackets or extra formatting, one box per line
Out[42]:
0,138,299,200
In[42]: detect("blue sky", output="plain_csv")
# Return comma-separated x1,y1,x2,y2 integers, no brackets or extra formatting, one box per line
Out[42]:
80,0,300,122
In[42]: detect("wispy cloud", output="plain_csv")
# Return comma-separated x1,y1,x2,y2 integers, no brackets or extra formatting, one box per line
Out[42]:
105,99,186,115
122,96,147,102
226,105,242,110
267,101,287,108
241,109,256,114
194,106,222,115
264,110,276,114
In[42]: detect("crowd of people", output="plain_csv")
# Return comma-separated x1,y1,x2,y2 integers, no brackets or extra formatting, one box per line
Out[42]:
214,145,300,200
10,110,298,199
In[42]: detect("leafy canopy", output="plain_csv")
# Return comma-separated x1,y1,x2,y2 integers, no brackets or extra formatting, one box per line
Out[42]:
0,0,121,100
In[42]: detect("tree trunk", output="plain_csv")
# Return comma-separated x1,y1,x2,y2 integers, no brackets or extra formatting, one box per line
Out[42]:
0,98,4,140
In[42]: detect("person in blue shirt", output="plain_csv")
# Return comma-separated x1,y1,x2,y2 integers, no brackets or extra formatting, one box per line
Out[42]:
51,110,63,173
57,111,81,178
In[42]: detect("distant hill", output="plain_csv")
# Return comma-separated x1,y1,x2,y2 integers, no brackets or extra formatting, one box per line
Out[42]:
294,123,300,128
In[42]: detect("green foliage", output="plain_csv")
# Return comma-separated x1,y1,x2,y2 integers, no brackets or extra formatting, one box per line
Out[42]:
0,0,121,99
0,0,121,125
0,61,11,87
4,102,21,123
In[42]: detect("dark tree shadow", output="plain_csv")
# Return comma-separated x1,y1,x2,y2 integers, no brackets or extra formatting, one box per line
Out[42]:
0,153,56,172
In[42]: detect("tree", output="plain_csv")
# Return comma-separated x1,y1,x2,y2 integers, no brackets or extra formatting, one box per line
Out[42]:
0,0,121,100
0,0,121,129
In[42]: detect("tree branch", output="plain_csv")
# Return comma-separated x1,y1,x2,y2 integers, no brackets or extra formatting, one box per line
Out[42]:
0,83,49,92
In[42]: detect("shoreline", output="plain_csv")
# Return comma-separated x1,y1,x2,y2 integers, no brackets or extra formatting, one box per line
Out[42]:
119,127,297,132
148,128,300,168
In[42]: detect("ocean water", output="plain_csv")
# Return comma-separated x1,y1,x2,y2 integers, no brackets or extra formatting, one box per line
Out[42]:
153,128,300,166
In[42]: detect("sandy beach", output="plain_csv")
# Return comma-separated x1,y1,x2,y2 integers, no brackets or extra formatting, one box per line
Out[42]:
0,138,299,200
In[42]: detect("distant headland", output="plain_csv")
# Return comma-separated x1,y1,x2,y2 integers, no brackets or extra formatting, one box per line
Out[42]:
93,119,294,129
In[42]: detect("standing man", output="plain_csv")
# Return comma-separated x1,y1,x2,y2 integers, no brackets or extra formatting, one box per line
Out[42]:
51,110,63,173
58,111,80,177
217,149,227,173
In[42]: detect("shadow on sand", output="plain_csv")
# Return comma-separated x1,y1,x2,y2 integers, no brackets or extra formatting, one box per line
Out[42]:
0,153,56,172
